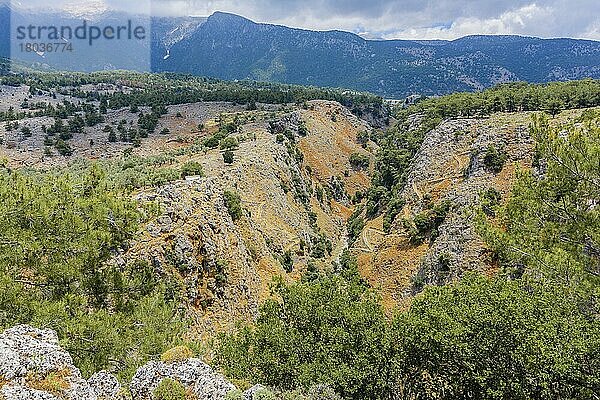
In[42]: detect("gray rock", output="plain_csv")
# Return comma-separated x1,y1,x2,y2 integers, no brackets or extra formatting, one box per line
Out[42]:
146,222,162,237
243,384,268,400
0,325,97,400
1,385,60,400
88,371,121,399
129,358,236,400
156,215,173,233
394,116,534,289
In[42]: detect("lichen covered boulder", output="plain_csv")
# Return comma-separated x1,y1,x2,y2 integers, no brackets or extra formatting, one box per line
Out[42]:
88,370,121,399
0,325,97,400
129,358,236,400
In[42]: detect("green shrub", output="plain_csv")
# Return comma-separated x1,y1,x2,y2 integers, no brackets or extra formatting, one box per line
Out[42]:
20,125,32,137
406,200,451,244
347,207,365,244
223,150,234,164
220,137,239,150
161,346,194,363
306,385,341,400
254,388,277,400
297,122,309,137
153,378,187,400
281,390,308,400
180,161,204,178
54,139,73,156
223,190,243,221
215,260,229,287
0,166,186,381
215,264,390,400
392,273,600,399
481,187,501,217
349,153,369,170
383,197,405,232
281,250,294,273
225,389,243,400
357,130,369,146
483,145,507,173
203,132,225,149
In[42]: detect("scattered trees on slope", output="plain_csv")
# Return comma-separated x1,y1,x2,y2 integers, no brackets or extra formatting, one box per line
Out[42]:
363,79,600,232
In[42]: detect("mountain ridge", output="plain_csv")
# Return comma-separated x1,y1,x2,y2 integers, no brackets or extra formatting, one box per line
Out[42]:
1,6,599,97
157,12,600,97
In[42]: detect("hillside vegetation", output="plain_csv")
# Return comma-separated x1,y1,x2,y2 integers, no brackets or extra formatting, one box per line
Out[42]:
217,114,600,399
216,81,600,399
0,75,599,399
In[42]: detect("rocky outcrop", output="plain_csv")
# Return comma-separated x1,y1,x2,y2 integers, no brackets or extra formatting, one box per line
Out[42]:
0,325,97,400
129,358,235,400
0,325,240,400
354,111,537,306
399,115,533,288
88,371,121,399
242,384,268,400
117,101,372,338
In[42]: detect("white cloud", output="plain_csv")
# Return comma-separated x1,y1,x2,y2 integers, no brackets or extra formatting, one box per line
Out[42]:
382,3,556,40
583,20,600,40
10,0,600,40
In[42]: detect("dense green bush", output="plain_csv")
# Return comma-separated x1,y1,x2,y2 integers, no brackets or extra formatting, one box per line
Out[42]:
216,268,600,400
281,250,294,273
391,274,600,399
153,378,187,400
180,161,204,178
20,125,32,137
220,137,239,150
348,153,369,170
254,388,278,400
223,190,243,221
54,139,73,156
204,132,226,149
403,200,451,244
383,197,405,232
346,206,365,244
215,255,392,400
483,144,507,173
223,150,235,164
0,166,186,380
480,187,501,217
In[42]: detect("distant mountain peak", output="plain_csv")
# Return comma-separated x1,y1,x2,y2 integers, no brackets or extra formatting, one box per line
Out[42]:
3,7,599,98
206,11,255,25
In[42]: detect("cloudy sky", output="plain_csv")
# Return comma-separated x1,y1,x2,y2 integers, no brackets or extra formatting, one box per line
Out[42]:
12,0,600,40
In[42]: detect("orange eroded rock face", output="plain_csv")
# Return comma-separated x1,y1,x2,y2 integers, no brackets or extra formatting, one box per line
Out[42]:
352,111,570,310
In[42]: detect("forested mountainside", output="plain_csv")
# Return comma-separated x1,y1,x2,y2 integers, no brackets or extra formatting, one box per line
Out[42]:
155,12,600,97
0,73,599,399
1,5,599,97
